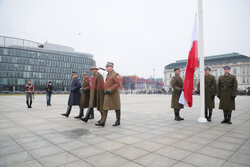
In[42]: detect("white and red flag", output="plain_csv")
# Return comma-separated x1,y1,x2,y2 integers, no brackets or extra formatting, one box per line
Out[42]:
179,16,199,107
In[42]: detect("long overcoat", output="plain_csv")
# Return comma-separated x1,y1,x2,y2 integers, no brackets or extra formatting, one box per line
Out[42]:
217,73,237,110
103,70,121,110
89,72,105,111
170,74,184,109
197,74,217,109
80,78,90,109
68,77,81,106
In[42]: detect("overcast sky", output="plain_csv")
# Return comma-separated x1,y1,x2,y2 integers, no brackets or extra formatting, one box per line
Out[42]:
0,0,249,78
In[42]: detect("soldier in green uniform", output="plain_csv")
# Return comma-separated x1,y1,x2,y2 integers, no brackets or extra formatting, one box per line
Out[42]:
81,66,105,123
170,68,184,121
75,72,90,119
95,62,121,127
197,67,216,121
217,66,238,124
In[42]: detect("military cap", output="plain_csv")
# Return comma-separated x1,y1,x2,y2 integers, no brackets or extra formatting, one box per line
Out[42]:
82,71,88,76
72,71,77,74
90,65,99,70
48,81,52,83
204,67,211,71
174,68,180,71
106,62,114,67
223,66,231,70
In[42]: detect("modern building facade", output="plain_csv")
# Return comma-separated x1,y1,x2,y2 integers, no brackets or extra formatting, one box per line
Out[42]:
164,53,250,91
0,36,95,91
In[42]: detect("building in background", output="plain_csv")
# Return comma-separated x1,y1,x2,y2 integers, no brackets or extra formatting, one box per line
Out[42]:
0,36,95,91
122,75,164,90
164,53,250,92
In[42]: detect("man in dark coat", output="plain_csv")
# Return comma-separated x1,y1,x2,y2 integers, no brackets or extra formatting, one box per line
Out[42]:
45,81,53,106
75,72,90,119
217,66,238,124
61,72,81,117
197,67,216,121
95,62,121,127
81,66,105,123
170,68,184,121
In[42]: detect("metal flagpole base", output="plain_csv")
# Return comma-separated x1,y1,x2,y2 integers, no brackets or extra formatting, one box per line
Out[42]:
197,117,207,123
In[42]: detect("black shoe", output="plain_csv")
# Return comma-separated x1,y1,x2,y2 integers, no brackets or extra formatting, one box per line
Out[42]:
113,121,120,126
207,118,211,122
61,113,69,117
75,116,81,119
29,101,32,108
95,122,105,127
81,118,88,123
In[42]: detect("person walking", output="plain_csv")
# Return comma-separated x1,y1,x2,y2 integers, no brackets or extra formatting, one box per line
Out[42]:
45,81,53,106
25,80,34,108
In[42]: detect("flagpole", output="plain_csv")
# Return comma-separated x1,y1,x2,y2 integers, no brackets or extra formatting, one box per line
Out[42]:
197,0,207,123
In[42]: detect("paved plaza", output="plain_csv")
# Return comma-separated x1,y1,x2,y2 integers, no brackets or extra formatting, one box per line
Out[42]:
0,94,250,167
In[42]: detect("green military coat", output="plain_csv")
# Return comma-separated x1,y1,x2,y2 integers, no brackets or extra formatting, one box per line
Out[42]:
103,70,121,110
170,74,184,109
89,72,105,111
217,73,237,110
80,78,90,109
197,74,216,109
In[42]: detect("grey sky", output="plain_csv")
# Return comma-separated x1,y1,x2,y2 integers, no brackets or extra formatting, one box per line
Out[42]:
0,0,249,78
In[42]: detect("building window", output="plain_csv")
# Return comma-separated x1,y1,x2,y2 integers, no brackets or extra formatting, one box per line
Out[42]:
233,69,237,74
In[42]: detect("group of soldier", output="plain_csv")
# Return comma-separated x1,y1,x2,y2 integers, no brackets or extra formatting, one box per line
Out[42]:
61,62,121,127
171,65,238,124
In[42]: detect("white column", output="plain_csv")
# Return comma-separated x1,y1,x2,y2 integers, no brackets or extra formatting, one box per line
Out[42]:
197,0,207,123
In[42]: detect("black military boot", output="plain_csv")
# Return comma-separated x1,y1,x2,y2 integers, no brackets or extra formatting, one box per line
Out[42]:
177,111,184,120
29,101,32,108
227,114,232,124
221,111,228,123
81,108,91,123
113,110,120,126
75,109,84,119
207,109,212,122
26,100,30,108
89,108,94,119
61,106,71,117
174,112,180,121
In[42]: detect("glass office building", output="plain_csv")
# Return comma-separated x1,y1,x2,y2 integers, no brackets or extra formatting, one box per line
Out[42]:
0,36,95,91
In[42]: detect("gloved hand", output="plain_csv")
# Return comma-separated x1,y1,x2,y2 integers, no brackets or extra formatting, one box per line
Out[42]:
231,96,236,100
105,90,111,95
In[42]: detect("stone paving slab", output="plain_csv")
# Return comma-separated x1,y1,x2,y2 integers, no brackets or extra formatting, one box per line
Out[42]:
0,94,250,167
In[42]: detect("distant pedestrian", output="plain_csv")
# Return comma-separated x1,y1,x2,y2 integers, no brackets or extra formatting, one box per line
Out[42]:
45,81,53,106
61,72,81,117
25,80,34,108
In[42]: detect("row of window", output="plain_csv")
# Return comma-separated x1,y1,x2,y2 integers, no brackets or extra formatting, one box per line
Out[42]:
0,78,72,86
0,47,93,64
0,63,92,74
0,55,93,68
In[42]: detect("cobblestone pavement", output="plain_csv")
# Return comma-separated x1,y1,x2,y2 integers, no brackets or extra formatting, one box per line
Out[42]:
0,94,250,167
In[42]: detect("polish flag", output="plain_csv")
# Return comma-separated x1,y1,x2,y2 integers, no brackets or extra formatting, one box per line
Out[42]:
179,16,199,107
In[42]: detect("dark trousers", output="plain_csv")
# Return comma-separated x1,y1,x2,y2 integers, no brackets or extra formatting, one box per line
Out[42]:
46,93,52,105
